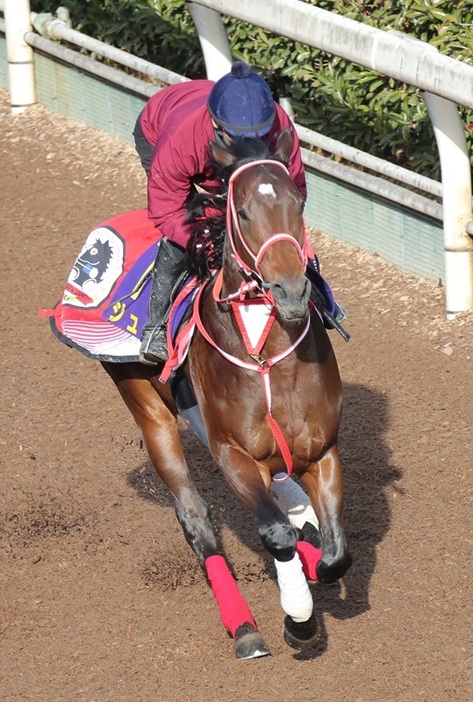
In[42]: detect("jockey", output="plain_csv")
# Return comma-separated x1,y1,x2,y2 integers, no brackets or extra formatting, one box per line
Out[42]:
133,60,307,365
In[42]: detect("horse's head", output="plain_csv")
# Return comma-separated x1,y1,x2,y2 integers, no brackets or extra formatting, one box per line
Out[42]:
210,129,311,324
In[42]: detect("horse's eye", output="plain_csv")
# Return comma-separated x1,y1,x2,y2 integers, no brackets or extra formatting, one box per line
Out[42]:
237,207,249,221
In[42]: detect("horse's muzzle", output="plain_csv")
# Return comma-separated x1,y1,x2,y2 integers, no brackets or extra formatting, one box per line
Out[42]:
268,277,311,323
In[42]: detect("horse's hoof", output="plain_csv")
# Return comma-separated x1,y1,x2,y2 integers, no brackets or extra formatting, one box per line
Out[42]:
283,614,320,651
234,623,271,660
316,552,352,584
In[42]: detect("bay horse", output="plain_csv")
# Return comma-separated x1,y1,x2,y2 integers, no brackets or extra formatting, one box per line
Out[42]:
102,129,351,659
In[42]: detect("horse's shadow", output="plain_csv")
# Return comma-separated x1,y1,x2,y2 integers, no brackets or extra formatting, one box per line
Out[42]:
322,382,402,620
126,381,400,655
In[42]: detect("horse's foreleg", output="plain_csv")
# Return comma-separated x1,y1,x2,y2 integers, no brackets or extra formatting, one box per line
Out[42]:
271,477,323,582
217,445,319,650
301,444,352,584
204,555,270,659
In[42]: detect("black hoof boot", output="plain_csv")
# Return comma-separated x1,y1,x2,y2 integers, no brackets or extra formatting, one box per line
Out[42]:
283,614,320,651
234,622,271,660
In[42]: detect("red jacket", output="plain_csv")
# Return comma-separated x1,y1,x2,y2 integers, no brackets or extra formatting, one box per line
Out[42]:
139,80,307,248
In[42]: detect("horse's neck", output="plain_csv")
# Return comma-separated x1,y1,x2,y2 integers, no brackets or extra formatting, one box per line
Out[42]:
220,248,244,298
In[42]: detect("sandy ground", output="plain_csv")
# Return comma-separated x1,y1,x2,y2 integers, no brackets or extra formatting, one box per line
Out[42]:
1,86,472,702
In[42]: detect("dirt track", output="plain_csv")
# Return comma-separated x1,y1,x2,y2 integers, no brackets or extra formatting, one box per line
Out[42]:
1,86,472,702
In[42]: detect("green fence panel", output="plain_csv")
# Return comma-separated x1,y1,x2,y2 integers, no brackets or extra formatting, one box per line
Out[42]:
33,50,147,143
304,171,444,281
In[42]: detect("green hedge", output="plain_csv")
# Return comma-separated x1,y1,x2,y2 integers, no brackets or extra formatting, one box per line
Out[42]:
31,0,473,178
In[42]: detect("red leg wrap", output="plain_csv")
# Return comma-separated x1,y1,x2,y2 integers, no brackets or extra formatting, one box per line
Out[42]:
296,541,322,582
205,555,256,638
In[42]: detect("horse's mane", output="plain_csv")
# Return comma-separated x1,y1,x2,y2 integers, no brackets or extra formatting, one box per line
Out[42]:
186,136,282,280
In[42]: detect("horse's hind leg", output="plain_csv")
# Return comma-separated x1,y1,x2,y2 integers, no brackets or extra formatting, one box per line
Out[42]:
103,364,217,559
101,363,269,659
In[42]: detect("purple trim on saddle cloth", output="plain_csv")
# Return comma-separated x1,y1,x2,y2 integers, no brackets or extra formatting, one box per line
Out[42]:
100,244,157,337
170,281,198,338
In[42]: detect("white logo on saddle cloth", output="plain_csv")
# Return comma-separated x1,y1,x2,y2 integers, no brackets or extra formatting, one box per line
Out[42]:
232,299,277,355
63,226,125,308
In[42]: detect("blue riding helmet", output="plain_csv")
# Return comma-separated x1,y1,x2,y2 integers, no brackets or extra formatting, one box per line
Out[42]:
208,61,276,138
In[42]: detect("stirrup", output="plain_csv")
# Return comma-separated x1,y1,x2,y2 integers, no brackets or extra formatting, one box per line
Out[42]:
139,350,164,366
139,327,168,365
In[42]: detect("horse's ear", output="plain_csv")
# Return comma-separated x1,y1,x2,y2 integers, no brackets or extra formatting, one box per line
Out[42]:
209,140,238,169
273,127,294,165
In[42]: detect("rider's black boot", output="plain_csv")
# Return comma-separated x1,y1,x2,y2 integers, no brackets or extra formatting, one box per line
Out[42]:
139,238,186,365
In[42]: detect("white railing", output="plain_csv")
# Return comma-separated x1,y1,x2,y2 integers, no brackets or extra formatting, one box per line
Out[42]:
188,0,473,107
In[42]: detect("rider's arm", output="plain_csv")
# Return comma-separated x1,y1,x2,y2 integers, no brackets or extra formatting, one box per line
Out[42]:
147,137,195,248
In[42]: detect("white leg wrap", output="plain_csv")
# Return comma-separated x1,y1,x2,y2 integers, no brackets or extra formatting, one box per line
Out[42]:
271,476,319,531
275,553,313,623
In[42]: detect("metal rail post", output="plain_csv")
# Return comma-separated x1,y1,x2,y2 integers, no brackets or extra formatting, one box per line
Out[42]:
186,1,232,80
423,91,473,317
4,0,35,113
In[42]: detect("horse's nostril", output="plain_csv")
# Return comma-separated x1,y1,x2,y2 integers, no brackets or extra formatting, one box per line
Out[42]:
301,278,311,303
274,284,287,301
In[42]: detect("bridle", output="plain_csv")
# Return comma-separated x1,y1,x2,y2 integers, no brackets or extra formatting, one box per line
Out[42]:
221,159,309,304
